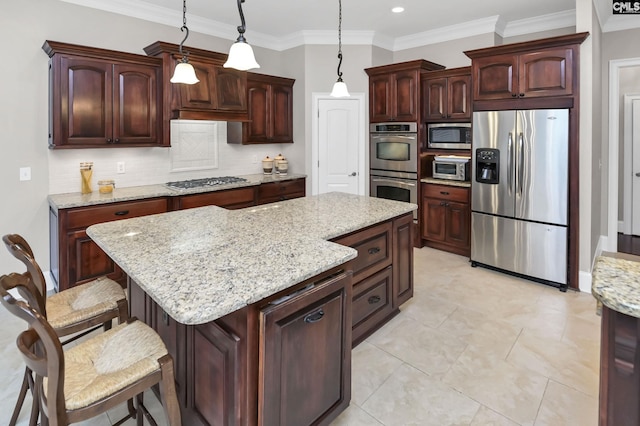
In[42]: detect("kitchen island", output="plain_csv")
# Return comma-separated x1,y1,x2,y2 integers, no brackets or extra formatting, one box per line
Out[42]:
87,192,416,425
592,252,640,426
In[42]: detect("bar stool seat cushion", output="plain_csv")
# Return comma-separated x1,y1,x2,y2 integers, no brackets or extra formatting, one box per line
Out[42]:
46,277,126,329
44,320,168,410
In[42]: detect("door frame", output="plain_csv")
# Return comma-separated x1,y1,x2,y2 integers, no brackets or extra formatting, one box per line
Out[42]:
311,93,366,196
607,58,640,251
622,94,640,235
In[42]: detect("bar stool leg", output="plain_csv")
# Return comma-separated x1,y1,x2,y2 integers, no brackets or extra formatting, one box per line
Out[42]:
9,367,30,426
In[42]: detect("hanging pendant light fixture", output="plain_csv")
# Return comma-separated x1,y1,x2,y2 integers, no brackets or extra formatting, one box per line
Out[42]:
330,0,350,97
224,0,260,71
170,0,199,84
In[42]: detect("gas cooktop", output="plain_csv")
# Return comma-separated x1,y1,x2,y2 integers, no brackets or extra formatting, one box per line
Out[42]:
166,176,248,190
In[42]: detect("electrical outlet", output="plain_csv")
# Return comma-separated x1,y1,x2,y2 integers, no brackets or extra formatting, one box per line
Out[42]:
19,167,31,181
117,162,125,174
252,155,258,164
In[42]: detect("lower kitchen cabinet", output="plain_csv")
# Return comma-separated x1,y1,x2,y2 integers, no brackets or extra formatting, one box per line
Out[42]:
171,186,256,210
256,178,306,205
421,183,470,257
50,197,168,291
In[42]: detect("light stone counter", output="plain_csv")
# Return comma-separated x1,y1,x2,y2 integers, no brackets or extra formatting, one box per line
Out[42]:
420,177,471,188
87,192,417,325
48,173,306,211
592,252,640,318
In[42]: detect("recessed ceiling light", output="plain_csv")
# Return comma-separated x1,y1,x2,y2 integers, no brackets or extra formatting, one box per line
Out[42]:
392,6,405,13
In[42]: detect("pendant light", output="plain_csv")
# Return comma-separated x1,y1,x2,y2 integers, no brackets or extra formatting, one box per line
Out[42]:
170,0,199,84
330,0,350,97
224,0,260,71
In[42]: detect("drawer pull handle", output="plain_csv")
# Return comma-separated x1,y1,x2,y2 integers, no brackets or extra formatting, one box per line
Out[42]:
304,309,324,324
440,191,450,195
368,247,380,255
368,295,381,304
114,210,130,216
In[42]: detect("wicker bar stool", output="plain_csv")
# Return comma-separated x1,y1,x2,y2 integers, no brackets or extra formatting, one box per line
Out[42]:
0,273,181,426
2,234,129,426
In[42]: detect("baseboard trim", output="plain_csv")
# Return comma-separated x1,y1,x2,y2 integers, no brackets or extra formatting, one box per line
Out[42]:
578,234,608,293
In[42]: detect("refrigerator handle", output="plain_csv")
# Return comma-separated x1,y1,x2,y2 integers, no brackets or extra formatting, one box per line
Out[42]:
518,132,524,196
507,133,513,195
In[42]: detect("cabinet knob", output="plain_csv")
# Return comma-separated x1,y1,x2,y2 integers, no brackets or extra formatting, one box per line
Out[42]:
511,93,517,98
107,138,113,143
519,93,525,97
114,210,130,216
440,191,450,195
114,138,120,143
304,309,325,324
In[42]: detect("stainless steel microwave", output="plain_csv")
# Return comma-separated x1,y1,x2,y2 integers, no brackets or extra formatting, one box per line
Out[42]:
427,123,471,150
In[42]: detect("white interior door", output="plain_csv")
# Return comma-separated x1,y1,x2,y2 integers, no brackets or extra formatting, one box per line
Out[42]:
315,96,364,195
632,99,640,235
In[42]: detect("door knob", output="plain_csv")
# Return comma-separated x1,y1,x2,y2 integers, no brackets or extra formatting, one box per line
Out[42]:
349,172,357,176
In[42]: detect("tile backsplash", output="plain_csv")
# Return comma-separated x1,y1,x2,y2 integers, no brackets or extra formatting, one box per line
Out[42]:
48,121,296,194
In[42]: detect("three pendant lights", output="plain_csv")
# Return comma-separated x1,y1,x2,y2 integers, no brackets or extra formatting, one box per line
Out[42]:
170,0,349,98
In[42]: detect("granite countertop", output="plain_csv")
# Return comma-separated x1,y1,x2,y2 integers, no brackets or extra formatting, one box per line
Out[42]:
420,177,471,188
592,252,640,318
48,173,306,211
87,192,417,325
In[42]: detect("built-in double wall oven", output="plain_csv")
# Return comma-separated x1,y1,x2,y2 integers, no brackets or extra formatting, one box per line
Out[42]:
369,122,418,220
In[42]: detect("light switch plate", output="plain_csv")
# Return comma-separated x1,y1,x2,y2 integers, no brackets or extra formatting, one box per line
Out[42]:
19,167,31,181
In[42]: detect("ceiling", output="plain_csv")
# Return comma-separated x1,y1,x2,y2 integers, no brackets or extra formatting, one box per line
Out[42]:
61,0,638,51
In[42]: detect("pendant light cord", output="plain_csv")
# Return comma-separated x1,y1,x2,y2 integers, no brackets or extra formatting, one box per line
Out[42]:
178,0,190,60
336,0,344,82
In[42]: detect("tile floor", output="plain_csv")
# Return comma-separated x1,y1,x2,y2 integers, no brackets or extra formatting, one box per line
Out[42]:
0,247,601,426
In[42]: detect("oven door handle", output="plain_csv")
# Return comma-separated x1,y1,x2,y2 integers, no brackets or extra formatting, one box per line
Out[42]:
371,135,416,141
371,177,416,187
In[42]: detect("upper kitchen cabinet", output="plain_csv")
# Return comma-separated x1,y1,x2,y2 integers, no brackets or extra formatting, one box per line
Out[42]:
464,33,589,106
43,41,164,149
228,72,295,145
144,42,248,143
422,67,471,122
365,60,445,123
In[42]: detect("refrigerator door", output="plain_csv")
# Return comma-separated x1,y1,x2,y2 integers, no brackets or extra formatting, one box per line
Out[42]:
515,109,569,225
471,212,567,285
471,111,516,217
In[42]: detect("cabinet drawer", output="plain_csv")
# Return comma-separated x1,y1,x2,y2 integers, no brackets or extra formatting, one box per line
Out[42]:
66,198,168,229
422,184,469,203
177,187,255,210
333,221,392,281
257,179,305,199
352,266,393,344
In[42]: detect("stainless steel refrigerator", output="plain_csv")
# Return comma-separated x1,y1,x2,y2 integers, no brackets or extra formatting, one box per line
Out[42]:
471,109,569,289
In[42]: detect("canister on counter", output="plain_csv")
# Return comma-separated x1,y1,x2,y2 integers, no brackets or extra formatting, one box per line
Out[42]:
262,156,274,174
98,179,115,194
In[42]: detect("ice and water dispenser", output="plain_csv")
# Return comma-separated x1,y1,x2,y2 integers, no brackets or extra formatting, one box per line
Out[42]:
475,149,499,184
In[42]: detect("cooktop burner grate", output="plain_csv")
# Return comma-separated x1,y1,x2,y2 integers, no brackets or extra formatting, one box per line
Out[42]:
166,176,248,190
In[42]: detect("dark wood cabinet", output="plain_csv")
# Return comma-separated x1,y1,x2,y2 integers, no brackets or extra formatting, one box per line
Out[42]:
256,178,306,204
228,73,295,144
171,187,256,211
422,67,471,121
365,60,445,123
43,41,163,148
464,33,589,104
421,183,470,256
50,198,169,291
332,213,414,346
259,271,352,426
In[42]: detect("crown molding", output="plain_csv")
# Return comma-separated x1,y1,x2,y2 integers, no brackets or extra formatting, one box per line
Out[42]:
603,15,640,33
502,9,576,38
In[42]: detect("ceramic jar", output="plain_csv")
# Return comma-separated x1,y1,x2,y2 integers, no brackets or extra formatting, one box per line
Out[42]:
262,156,274,174
274,153,285,174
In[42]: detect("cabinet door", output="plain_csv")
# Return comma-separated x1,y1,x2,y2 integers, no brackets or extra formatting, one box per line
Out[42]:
352,266,393,346
393,213,414,308
392,70,419,121
472,54,518,101
113,63,160,145
369,74,392,122
176,187,256,210
270,82,293,143
447,75,471,119
154,305,187,405
177,60,218,110
67,229,125,288
246,81,270,142
256,179,305,205
215,67,247,111
58,56,113,146
518,48,573,98
445,201,470,249
422,197,446,242
423,77,447,121
259,272,351,426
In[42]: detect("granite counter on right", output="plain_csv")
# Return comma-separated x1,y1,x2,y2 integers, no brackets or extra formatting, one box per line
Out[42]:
592,252,640,426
